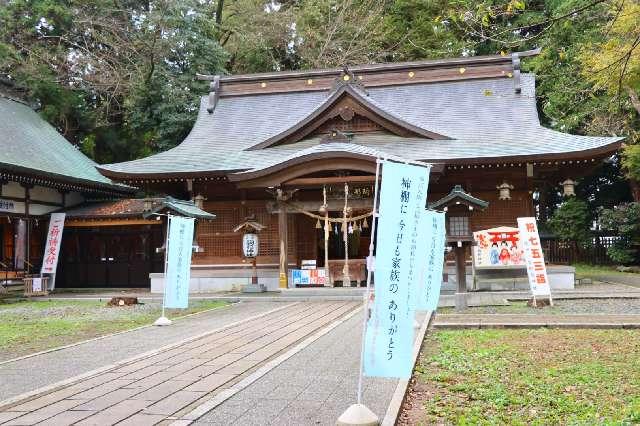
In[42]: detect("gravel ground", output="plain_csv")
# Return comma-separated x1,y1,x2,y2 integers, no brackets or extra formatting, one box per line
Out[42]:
440,298,640,315
574,282,640,292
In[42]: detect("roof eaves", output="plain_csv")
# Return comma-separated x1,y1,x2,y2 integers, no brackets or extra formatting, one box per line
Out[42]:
142,197,216,220
0,162,136,194
430,186,489,210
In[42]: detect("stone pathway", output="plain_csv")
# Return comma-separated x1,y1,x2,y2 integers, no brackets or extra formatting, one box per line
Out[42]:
434,313,640,329
0,302,285,399
193,311,420,426
0,302,359,425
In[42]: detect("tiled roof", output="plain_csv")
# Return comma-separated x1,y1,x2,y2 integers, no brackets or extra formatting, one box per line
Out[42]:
98,73,622,179
64,197,215,220
0,96,132,193
430,185,489,210
144,197,216,220
63,198,157,218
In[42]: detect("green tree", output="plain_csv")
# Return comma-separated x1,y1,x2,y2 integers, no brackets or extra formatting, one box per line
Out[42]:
0,0,227,162
548,197,592,248
599,202,640,264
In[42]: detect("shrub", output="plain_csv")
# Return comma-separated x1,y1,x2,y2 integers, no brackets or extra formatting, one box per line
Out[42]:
599,202,640,265
548,198,592,247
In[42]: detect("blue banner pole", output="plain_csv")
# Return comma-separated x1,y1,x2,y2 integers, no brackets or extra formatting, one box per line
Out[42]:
357,158,382,405
155,213,173,326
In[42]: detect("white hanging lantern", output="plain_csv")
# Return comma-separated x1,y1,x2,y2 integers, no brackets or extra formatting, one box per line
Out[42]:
496,181,514,200
561,179,576,197
242,233,259,258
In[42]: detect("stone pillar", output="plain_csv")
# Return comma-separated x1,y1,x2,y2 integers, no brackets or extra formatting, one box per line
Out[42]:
454,243,467,311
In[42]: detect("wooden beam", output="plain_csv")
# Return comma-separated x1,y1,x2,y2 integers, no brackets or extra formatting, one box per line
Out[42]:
284,175,376,186
217,64,513,97
267,198,374,214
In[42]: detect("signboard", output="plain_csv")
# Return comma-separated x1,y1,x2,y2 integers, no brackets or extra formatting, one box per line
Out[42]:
292,268,326,285
364,161,430,378
0,199,15,212
165,216,195,309
517,217,551,297
472,226,525,267
14,219,26,270
41,213,65,274
300,259,317,270
242,233,259,257
414,210,446,311
32,277,43,292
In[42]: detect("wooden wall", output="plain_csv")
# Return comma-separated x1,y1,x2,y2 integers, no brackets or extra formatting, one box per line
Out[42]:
430,166,534,231
193,200,296,266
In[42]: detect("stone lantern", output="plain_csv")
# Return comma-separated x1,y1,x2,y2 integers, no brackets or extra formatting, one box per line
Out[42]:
561,179,576,197
233,217,267,292
496,181,514,200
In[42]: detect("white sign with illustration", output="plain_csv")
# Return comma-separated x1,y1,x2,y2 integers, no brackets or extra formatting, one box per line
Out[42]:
472,226,525,267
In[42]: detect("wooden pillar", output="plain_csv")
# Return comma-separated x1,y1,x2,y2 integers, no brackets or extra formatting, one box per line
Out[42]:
454,245,466,293
454,243,467,311
278,202,288,289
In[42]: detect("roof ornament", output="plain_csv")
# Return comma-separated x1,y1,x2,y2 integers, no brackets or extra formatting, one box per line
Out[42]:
331,65,368,95
207,75,220,113
320,129,353,144
511,52,521,94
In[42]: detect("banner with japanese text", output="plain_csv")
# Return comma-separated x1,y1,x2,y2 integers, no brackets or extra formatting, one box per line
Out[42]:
364,161,430,378
165,216,195,309
41,213,65,275
414,210,446,311
517,217,551,297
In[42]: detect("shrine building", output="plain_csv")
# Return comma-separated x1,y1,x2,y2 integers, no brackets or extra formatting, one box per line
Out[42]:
94,48,622,292
0,95,134,288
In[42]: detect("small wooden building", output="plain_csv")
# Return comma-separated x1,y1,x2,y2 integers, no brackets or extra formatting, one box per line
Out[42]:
0,95,133,289
96,50,622,291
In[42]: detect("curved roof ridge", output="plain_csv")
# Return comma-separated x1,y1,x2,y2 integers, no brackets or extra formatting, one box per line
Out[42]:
229,142,420,182
245,84,450,151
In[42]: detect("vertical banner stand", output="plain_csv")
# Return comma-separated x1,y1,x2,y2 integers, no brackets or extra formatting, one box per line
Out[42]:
154,214,173,326
337,159,382,426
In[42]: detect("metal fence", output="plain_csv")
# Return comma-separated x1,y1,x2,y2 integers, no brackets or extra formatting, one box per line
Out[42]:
541,234,618,265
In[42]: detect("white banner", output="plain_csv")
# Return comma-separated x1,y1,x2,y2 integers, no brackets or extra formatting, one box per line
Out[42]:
41,213,65,275
517,217,551,297
165,215,195,309
364,161,430,378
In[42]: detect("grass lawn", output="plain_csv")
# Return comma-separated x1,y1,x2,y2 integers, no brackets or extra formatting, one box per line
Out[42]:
573,263,636,279
402,329,640,425
0,299,228,362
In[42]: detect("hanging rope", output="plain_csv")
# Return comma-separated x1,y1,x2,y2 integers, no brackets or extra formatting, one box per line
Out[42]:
281,200,373,223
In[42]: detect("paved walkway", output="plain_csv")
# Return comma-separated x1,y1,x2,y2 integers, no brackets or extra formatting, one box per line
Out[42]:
0,302,359,425
0,302,285,399
192,311,425,426
434,313,640,329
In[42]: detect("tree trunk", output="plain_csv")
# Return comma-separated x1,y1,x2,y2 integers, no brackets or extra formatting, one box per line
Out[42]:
629,179,640,202
215,0,224,26
627,86,640,116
